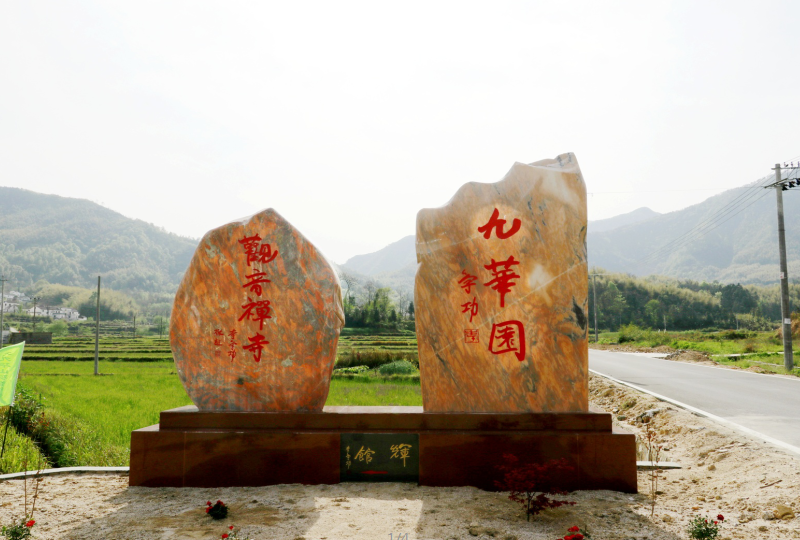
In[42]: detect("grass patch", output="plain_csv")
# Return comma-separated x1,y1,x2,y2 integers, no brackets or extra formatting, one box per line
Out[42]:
17,360,192,465
325,378,422,406
0,416,50,474
601,325,789,356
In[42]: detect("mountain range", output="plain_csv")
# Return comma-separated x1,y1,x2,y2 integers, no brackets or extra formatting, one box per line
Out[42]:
2,177,798,308
340,178,800,289
0,187,196,294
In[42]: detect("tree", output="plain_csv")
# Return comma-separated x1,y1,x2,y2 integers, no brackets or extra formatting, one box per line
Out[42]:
45,320,68,335
644,299,662,329
339,271,358,309
602,282,628,329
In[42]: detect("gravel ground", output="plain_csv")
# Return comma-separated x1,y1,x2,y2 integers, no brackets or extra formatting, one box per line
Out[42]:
1,369,799,540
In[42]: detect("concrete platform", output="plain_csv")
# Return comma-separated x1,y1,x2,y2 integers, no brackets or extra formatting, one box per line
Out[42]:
130,405,637,492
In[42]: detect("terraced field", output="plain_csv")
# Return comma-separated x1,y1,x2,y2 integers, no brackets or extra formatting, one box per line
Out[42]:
18,331,418,364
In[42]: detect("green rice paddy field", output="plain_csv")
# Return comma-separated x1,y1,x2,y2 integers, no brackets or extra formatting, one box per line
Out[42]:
0,333,422,474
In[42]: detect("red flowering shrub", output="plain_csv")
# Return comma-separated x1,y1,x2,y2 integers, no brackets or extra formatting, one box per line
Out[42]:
494,454,576,521
205,499,228,520
688,514,724,539
1,517,36,540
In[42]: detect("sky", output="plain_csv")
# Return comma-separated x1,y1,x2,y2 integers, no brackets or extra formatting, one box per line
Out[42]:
1,1,799,264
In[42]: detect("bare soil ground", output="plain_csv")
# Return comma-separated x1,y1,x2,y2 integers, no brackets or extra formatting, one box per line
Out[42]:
1,371,799,540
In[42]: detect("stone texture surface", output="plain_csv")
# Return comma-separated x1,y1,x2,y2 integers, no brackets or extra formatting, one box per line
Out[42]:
171,208,344,411
415,153,588,413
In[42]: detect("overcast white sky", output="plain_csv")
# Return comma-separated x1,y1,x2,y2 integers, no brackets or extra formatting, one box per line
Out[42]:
2,1,799,263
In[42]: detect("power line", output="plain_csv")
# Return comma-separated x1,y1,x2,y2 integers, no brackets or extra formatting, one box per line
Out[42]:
635,189,773,269
588,187,763,195
634,156,800,269
634,175,776,267
630,155,800,270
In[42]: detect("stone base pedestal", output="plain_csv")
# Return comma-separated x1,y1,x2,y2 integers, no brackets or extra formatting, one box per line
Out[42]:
129,406,636,493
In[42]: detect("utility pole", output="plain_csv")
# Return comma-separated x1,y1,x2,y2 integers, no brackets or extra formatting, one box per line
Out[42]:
32,297,40,332
94,276,101,376
771,163,795,372
132,315,136,339
0,275,6,348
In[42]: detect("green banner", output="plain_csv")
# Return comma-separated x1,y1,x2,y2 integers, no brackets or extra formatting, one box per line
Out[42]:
0,342,25,407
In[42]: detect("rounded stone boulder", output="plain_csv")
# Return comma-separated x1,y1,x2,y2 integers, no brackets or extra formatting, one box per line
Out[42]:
170,208,344,411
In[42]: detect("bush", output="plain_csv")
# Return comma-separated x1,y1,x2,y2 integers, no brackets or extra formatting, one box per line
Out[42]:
337,350,417,369
333,365,370,374
617,324,647,344
736,314,773,332
45,321,68,336
378,360,417,375
721,330,748,340
687,514,724,539
494,454,576,521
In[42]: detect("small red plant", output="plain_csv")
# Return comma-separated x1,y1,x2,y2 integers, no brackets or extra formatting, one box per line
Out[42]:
205,499,228,520
687,514,724,539
494,454,576,521
221,524,250,539
557,525,592,540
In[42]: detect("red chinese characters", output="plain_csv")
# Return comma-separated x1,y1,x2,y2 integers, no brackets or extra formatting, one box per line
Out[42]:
238,297,273,330
461,297,478,323
211,234,280,363
457,269,480,332
458,270,477,294
243,271,271,296
477,208,521,240
213,328,224,358
464,329,479,343
483,255,520,308
227,329,238,361
238,235,279,266
237,234,279,362
243,333,270,363
489,320,525,361
453,208,527,361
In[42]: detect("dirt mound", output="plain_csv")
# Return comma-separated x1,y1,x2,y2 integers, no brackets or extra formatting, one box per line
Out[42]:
664,349,716,365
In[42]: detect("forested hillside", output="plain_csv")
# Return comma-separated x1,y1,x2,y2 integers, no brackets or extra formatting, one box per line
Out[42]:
588,269,796,332
0,187,197,295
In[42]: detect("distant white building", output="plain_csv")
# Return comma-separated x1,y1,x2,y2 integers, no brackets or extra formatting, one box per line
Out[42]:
8,291,31,303
2,301,19,313
49,307,81,321
25,306,81,321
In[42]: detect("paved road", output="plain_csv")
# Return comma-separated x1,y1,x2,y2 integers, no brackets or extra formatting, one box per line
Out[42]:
589,349,800,451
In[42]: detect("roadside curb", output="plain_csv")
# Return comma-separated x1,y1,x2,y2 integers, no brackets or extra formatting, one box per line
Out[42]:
0,466,129,481
589,368,800,458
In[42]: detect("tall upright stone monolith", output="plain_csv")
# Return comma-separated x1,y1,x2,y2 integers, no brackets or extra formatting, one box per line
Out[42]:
415,153,588,413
